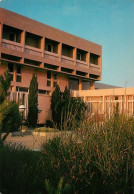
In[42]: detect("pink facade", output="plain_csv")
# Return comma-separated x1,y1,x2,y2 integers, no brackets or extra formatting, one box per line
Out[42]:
0,8,102,123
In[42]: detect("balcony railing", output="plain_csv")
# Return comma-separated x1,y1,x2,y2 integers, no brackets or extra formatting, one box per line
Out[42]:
76,60,89,69
24,45,42,57
90,63,101,76
45,51,59,62
2,39,22,52
61,55,74,68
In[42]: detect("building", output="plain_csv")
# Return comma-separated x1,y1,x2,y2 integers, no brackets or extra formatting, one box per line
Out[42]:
0,8,102,123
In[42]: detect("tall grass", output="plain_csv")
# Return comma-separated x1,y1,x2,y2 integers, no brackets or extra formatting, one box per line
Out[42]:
0,112,133,193
41,113,134,194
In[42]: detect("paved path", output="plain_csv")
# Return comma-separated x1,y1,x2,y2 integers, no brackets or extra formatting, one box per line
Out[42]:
6,134,48,151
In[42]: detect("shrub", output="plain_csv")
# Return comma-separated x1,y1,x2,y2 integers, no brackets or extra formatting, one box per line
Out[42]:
0,70,12,104
51,85,86,130
0,143,45,194
28,74,38,128
0,100,21,145
46,120,54,128
41,114,133,193
0,100,21,133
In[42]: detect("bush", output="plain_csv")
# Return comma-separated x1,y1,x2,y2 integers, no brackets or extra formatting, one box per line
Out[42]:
34,127,59,133
0,100,21,133
46,120,54,128
41,114,134,194
51,86,86,130
0,143,45,194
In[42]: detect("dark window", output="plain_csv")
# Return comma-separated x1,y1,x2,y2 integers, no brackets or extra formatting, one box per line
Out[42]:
9,33,16,41
54,72,57,80
47,80,51,87
16,75,21,82
47,71,51,79
77,53,81,60
48,44,52,52
115,96,118,100
16,87,28,92
69,78,79,90
8,63,14,72
17,66,21,74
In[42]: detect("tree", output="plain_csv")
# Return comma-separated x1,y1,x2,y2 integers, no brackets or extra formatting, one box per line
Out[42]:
28,74,38,128
51,85,87,130
51,85,62,129
0,100,21,145
0,70,12,104
0,70,21,145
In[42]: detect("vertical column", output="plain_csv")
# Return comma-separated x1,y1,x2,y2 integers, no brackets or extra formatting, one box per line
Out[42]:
58,42,62,71
21,31,26,63
41,37,45,57
0,23,3,58
86,52,89,65
73,48,76,65
103,96,105,115
79,78,82,90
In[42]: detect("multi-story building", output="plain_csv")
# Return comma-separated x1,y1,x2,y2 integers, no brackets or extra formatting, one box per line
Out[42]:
0,8,102,123
0,8,133,123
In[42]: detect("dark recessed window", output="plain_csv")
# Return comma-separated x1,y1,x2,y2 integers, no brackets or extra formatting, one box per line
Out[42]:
48,44,53,52
77,53,81,60
47,71,51,79
17,66,21,74
9,33,16,41
47,80,51,87
8,63,14,72
16,75,21,82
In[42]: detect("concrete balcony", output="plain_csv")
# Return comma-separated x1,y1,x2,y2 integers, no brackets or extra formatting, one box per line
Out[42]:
76,60,89,69
45,51,59,62
89,63,101,76
61,55,74,69
1,39,23,52
24,45,42,57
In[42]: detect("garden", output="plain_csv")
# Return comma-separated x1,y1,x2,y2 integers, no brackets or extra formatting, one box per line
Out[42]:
0,71,133,194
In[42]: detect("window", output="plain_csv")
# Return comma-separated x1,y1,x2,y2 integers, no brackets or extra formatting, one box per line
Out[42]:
16,65,22,82
9,33,16,41
53,72,57,87
38,90,50,95
47,71,51,87
77,53,81,60
46,71,58,87
48,44,53,52
16,87,28,92
8,63,14,81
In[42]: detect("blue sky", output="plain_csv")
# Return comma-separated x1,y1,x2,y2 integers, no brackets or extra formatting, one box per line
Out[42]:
0,0,134,87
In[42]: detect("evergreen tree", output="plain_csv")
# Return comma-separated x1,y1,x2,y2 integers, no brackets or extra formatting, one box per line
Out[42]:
51,85,62,129
28,74,38,128
0,70,12,104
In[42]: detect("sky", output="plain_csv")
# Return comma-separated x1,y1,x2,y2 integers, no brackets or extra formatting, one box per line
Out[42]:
0,0,134,87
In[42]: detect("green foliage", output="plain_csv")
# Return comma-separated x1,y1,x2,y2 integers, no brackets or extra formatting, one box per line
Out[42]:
42,114,133,194
28,74,38,128
45,177,74,194
51,85,63,129
0,70,21,145
51,86,86,130
0,143,45,193
0,100,21,145
0,113,133,193
0,70,12,104
46,120,54,128
34,127,59,132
